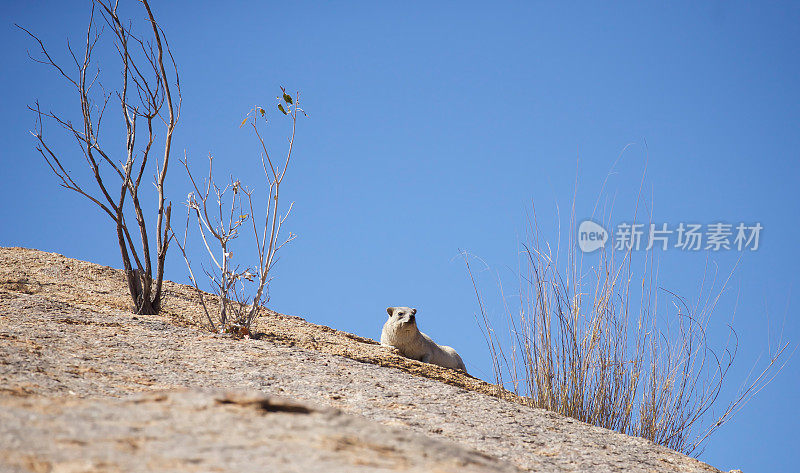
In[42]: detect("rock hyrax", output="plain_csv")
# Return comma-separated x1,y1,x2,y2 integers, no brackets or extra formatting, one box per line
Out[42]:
381,306,467,373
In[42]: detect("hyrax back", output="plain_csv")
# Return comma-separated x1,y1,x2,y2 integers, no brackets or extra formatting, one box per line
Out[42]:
381,306,467,373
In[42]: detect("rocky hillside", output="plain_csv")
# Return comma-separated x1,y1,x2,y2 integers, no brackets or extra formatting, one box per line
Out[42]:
0,247,723,472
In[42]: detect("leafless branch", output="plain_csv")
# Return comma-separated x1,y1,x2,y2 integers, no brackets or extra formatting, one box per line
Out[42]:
19,0,180,314
175,90,303,335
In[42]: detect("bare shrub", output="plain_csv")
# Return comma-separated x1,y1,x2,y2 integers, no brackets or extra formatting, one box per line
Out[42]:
463,200,790,456
173,89,304,334
18,0,179,314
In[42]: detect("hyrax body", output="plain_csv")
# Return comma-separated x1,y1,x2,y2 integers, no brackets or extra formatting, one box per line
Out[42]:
381,306,467,373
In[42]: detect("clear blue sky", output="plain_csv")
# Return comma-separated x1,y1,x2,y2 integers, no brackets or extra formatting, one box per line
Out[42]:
2,1,799,471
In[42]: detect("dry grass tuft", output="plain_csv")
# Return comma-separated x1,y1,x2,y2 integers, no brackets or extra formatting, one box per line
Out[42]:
464,206,789,456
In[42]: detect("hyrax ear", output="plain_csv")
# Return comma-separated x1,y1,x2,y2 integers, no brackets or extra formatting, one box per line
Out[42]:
386,307,394,316
411,308,417,315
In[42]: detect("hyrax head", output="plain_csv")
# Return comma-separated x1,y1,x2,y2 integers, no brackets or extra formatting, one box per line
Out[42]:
386,306,417,327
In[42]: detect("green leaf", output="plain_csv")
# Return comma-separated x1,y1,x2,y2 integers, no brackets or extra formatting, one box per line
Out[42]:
283,93,293,104
259,108,265,116
277,104,287,115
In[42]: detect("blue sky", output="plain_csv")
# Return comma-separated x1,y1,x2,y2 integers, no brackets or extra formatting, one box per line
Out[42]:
2,1,799,471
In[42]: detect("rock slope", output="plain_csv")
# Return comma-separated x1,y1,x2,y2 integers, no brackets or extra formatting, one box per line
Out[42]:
0,247,721,472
